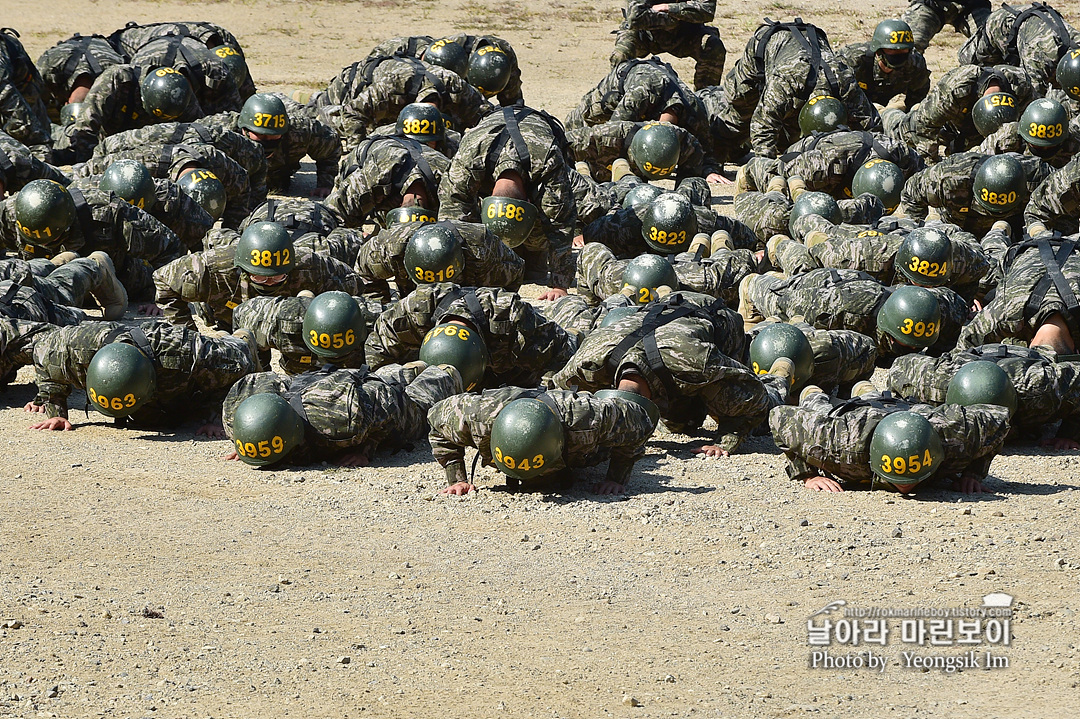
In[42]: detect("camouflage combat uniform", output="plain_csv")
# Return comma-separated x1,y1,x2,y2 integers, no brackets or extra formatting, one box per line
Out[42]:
0,186,184,299
153,241,368,329
610,0,726,90
223,362,462,465
574,240,757,307
553,291,789,450
0,317,54,387
365,283,578,387
0,28,51,150
438,107,576,288
1025,154,1080,233
900,151,1051,237
770,389,1009,484
976,118,1080,168
957,234,1080,349
888,342,1080,441
748,318,878,394
325,133,451,227
538,292,638,337
31,319,257,421
720,20,881,159
0,131,71,192
429,386,656,488
127,35,242,114
237,197,342,238
731,188,885,245
34,34,124,121
201,93,340,191
354,219,524,300
0,255,123,324
0,279,86,327
901,0,991,52
567,120,706,181
837,41,931,109
957,3,1080,95
882,64,1033,161
694,84,752,164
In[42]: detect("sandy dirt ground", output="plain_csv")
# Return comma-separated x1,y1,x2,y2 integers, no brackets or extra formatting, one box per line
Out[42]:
3,1,1080,717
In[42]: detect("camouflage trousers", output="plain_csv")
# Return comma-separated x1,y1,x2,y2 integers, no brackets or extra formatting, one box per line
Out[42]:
747,269,887,335
900,0,990,52
0,257,107,322
610,26,727,90
749,318,878,394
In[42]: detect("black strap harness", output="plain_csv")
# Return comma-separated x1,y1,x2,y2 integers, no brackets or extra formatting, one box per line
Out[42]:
754,18,841,99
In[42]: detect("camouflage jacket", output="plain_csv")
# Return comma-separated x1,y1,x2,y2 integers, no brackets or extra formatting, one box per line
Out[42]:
0,28,52,148
976,119,1080,169
1025,154,1080,233
567,120,706,181
0,281,85,327
621,0,716,30
32,319,256,420
0,317,54,386
428,386,655,487
129,35,242,114
837,42,931,108
0,131,70,192
223,362,462,463
35,34,122,119
770,390,1011,483
748,318,877,393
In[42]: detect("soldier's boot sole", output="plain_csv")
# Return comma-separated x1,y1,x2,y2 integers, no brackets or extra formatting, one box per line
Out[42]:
766,234,792,266
88,251,128,321
738,274,764,325
290,90,312,105
733,164,751,196
232,328,263,372
50,251,79,266
799,385,825,404
852,380,878,397
611,158,635,182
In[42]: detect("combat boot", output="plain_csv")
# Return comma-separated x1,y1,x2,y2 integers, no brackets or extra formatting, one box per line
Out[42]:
88,251,128,321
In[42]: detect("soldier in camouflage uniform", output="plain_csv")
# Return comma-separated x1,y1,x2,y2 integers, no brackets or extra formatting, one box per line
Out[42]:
325,132,451,228
574,241,757,307
610,0,726,90
51,64,205,163
125,35,242,115
888,343,1080,448
232,292,384,375
770,386,1009,493
35,34,124,122
976,118,1080,168
731,185,886,246
838,28,932,110
153,236,368,329
553,290,792,455
237,197,343,239
720,19,881,159
958,3,1080,95
538,292,639,337
365,283,578,388
26,319,258,431
900,0,991,52
429,386,657,495
0,28,52,151
201,93,340,194
0,131,71,196
438,106,576,295
741,268,972,355
0,185,184,300
957,233,1080,353
567,120,707,181
354,219,524,300
1025,155,1080,234
0,251,128,324
882,64,1033,161
0,317,54,388
223,361,462,467
748,318,878,396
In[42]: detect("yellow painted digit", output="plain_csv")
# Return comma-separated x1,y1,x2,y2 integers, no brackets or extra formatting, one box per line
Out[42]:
881,454,892,473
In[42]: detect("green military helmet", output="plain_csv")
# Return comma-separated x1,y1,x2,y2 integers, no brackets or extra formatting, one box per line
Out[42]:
384,205,436,227
234,221,295,276
60,102,83,126
870,18,915,54
896,226,951,287
850,158,905,213
177,168,227,221
404,223,465,284
480,195,538,248
1019,98,1069,148
972,154,1027,216
230,393,306,467
212,45,249,88
489,397,565,480
869,411,943,488
1056,47,1080,100
100,159,156,211
945,360,1018,416
419,322,488,391
628,122,681,180
621,254,679,305
749,322,815,389
788,191,841,234
798,95,847,136
876,285,941,349
140,67,194,121
971,92,1019,137
642,192,697,253
239,93,290,136
423,37,469,77
396,102,445,143
594,388,660,428
302,291,367,360
466,45,512,97
622,182,663,211
599,305,640,328
14,179,76,246
85,342,157,419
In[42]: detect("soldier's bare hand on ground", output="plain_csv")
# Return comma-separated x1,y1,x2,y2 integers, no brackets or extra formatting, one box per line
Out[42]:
706,172,731,185
30,417,74,431
953,475,985,494
538,288,568,301
196,420,226,438
137,303,163,316
572,234,585,248
1040,437,1080,451
651,3,670,11
311,187,332,198
439,482,476,495
337,450,370,467
693,444,730,458
23,401,47,413
971,298,982,313
591,480,625,495
805,476,843,492
224,451,240,461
